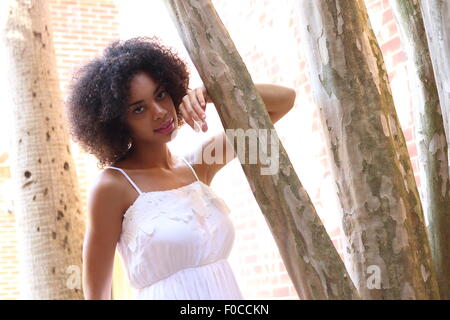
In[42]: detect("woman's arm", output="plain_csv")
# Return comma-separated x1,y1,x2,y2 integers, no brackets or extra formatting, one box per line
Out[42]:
179,83,296,184
254,83,296,124
82,173,124,299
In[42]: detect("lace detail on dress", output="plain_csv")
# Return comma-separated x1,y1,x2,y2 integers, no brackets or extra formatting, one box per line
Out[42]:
120,181,231,252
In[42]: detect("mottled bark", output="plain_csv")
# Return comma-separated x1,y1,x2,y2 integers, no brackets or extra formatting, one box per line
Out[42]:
2,0,84,299
420,0,450,157
390,0,450,300
296,0,440,299
165,0,359,299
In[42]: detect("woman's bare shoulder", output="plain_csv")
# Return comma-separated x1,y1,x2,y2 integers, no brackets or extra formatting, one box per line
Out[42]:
88,168,130,221
181,151,208,184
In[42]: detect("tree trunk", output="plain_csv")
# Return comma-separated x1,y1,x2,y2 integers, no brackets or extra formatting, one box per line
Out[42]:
390,0,450,300
420,0,450,155
165,0,359,299
2,0,85,299
296,0,440,299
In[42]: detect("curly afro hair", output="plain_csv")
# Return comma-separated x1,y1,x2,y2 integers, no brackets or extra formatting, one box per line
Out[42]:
65,36,190,169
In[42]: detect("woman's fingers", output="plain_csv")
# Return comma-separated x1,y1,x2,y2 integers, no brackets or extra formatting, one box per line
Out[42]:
180,94,204,132
179,102,195,130
189,90,208,132
195,88,206,110
189,90,206,120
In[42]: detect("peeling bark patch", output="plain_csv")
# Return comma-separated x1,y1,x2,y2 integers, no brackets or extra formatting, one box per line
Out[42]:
428,133,444,154
401,282,416,299
337,15,344,35
421,264,430,282
365,196,380,212
380,114,390,136
318,33,329,65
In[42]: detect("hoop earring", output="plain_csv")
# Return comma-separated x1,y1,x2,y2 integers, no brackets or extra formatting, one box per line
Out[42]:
127,139,133,150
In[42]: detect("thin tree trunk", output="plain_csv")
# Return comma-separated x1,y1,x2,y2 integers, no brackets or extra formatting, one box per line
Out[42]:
2,0,84,299
420,0,450,155
296,0,440,299
390,0,450,300
165,0,359,299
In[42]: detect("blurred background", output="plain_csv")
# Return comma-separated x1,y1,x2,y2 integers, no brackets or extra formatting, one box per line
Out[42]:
0,0,419,299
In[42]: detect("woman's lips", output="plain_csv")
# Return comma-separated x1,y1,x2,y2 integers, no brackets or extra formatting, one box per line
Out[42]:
154,119,174,134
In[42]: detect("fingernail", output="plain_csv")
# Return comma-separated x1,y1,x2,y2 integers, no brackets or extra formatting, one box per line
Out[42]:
194,121,200,132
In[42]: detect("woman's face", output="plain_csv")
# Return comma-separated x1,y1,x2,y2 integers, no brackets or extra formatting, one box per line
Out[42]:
125,71,179,143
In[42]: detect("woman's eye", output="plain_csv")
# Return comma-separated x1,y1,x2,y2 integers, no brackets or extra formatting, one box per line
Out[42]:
157,90,167,100
133,105,144,114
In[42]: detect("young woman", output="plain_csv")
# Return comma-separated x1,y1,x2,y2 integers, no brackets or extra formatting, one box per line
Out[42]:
66,37,295,300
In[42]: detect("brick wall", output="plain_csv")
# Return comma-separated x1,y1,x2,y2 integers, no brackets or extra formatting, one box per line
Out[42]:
0,0,421,300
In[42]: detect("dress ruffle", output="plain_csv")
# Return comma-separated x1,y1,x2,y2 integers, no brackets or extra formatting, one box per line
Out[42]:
120,182,231,253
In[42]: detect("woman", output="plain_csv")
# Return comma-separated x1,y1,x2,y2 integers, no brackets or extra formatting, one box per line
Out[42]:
66,37,295,300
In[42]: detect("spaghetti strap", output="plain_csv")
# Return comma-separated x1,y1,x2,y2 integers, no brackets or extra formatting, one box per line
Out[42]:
104,166,142,195
180,156,199,182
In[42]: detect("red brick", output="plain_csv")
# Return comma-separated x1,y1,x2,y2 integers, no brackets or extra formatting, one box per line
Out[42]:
99,3,116,9
407,143,417,158
80,13,96,18
274,286,290,297
243,233,255,241
402,127,413,142
382,9,394,24
91,8,108,13
245,255,257,263
328,227,341,237
393,50,407,65
91,31,108,36
280,273,292,283
381,37,401,53
415,175,421,188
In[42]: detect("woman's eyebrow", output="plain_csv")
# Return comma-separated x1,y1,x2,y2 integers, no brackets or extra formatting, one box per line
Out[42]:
127,84,162,107
128,100,144,108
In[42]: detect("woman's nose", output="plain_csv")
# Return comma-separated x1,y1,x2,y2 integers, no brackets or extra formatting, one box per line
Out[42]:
152,103,167,120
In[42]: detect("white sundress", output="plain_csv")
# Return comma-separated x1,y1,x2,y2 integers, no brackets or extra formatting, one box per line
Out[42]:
104,156,244,300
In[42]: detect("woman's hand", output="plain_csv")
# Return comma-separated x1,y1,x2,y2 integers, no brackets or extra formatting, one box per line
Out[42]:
179,86,210,132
